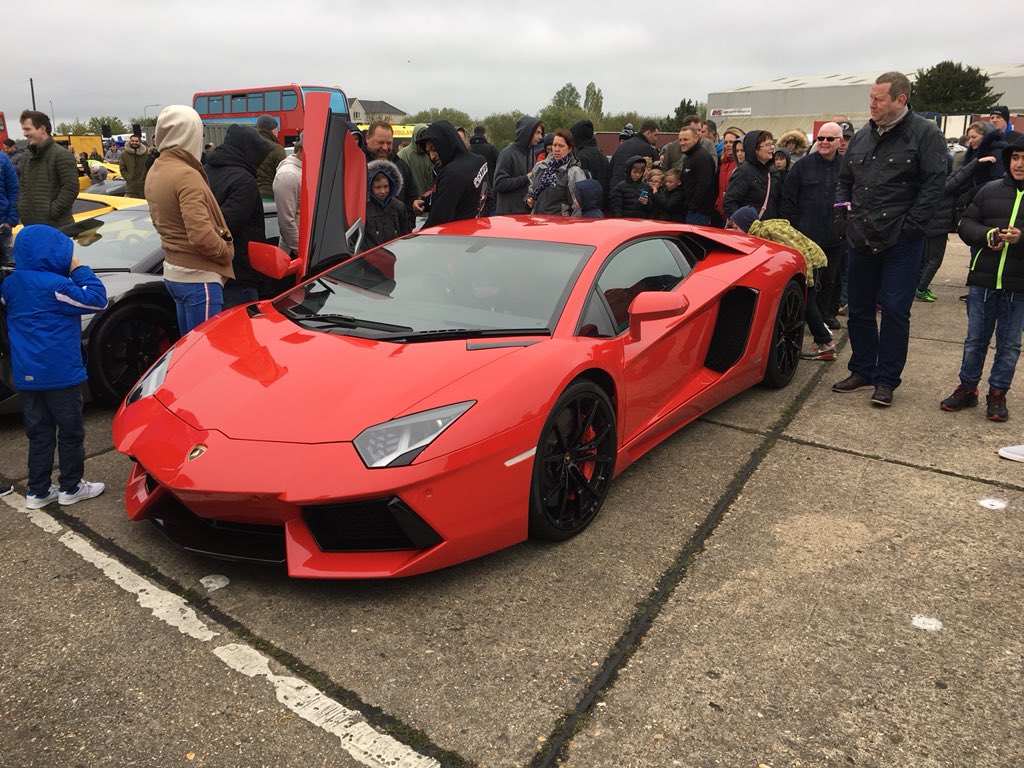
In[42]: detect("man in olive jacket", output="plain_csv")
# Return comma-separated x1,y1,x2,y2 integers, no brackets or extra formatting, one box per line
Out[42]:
118,134,150,198
16,110,78,228
255,114,286,199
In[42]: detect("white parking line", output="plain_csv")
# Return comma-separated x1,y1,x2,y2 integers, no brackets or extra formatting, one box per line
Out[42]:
3,493,440,768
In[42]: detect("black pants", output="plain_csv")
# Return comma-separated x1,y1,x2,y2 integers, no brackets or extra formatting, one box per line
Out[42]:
817,243,844,319
21,386,85,496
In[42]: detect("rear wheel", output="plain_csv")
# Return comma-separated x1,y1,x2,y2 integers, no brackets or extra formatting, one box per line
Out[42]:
88,301,179,405
528,380,617,540
761,280,804,389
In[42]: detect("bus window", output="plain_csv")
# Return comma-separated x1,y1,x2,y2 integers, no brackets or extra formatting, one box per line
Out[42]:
301,87,349,117
231,94,248,113
248,93,264,112
282,90,298,111
193,96,208,113
265,91,281,110
208,96,224,114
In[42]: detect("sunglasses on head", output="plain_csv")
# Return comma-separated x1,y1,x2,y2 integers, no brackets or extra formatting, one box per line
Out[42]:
816,135,841,142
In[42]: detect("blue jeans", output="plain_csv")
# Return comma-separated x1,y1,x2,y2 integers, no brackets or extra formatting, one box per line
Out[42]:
164,280,224,334
958,286,1024,391
846,239,924,389
686,212,711,226
21,386,85,496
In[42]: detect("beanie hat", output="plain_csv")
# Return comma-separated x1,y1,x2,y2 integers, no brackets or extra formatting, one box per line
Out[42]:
990,106,1010,124
256,114,278,132
729,206,759,233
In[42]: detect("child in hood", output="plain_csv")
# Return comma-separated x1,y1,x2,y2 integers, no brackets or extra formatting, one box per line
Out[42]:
727,206,831,360
573,178,605,218
365,158,412,249
609,156,652,218
0,225,108,508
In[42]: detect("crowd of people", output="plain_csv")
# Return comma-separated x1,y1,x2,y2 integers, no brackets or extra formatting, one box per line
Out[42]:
1,70,1024,504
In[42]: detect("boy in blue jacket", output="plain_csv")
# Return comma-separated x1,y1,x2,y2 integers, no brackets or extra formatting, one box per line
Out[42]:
1,225,109,508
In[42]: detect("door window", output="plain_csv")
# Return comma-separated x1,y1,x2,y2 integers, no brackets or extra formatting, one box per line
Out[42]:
596,239,685,334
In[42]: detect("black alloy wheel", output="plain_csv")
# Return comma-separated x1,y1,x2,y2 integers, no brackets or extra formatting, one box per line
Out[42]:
88,301,179,405
761,280,804,389
529,380,617,540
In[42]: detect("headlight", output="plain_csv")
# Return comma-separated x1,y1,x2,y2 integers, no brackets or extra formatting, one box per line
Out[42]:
353,401,475,468
125,349,173,406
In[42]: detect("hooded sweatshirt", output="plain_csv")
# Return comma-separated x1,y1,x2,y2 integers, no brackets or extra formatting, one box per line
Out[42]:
365,158,412,249
958,140,1024,292
145,105,234,279
204,124,271,289
494,114,542,214
0,225,108,390
397,124,434,199
574,178,604,218
572,119,611,203
417,121,487,228
273,152,302,255
723,130,780,220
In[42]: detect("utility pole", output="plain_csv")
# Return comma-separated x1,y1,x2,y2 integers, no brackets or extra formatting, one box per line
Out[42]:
30,78,36,109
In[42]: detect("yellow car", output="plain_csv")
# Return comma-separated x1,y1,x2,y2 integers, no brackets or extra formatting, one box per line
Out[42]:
11,193,146,238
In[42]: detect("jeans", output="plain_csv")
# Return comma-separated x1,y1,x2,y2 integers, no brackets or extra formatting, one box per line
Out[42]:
917,234,948,292
846,239,924,389
686,212,712,226
164,280,224,334
21,386,85,496
222,280,259,310
958,286,1024,391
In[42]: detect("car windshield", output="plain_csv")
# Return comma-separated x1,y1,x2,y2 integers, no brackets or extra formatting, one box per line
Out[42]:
273,235,594,340
63,209,160,271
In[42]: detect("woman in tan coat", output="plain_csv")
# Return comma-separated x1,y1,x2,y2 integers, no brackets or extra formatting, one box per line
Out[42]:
145,105,234,333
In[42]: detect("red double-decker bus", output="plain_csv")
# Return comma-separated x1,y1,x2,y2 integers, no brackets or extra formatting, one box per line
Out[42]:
0,112,8,144
192,84,349,146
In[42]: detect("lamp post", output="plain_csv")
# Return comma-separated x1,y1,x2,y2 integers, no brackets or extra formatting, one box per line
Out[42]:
143,103,160,121
48,100,54,123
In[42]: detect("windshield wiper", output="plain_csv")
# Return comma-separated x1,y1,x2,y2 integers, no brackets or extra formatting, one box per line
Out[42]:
295,313,414,333
377,328,551,343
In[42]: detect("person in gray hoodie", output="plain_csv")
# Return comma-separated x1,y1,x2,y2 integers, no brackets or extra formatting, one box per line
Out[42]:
493,115,543,214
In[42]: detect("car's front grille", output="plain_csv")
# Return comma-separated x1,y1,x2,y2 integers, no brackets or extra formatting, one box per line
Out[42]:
302,497,443,552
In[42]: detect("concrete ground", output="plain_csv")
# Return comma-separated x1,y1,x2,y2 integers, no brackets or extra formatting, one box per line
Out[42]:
1,237,1021,767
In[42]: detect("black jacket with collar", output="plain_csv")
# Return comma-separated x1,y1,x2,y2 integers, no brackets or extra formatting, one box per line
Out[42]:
836,107,947,253
780,149,843,247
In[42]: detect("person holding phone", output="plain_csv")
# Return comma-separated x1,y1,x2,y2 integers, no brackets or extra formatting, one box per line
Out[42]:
940,141,1024,421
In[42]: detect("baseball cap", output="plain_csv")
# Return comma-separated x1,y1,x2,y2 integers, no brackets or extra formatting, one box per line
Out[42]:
837,120,855,138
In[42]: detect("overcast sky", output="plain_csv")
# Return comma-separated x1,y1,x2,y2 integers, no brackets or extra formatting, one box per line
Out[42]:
4,0,1013,128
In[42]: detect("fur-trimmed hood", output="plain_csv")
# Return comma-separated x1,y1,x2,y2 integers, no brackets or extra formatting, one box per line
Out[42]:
367,158,404,207
778,129,809,156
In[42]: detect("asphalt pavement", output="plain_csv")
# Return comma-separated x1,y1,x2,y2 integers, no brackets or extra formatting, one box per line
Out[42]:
1,237,1022,767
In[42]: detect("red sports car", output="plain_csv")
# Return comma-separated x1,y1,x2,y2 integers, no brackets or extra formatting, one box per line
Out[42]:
112,95,806,578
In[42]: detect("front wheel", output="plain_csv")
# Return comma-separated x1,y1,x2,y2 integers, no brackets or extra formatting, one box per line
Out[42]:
761,280,805,389
528,380,617,541
87,301,180,405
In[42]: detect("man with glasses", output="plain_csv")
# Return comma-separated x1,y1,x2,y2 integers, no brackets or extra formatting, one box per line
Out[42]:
781,122,846,343
832,71,946,407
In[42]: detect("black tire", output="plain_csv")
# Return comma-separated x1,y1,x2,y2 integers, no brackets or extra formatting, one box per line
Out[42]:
528,380,617,541
761,280,804,389
87,301,180,405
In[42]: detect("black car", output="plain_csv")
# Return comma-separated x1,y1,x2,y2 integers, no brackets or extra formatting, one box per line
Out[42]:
0,202,281,412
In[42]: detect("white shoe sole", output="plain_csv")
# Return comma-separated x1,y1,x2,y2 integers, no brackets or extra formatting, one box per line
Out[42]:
997,447,1024,462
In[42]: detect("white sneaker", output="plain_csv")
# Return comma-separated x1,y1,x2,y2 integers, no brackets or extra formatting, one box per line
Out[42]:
25,486,59,509
58,480,106,506
997,445,1024,462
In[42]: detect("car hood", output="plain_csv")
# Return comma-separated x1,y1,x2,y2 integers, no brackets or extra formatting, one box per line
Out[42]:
156,306,522,443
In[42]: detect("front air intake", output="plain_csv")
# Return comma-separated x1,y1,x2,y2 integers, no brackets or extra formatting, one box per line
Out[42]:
303,497,443,552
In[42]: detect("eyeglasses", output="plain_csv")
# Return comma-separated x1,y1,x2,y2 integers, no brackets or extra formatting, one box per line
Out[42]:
816,136,841,142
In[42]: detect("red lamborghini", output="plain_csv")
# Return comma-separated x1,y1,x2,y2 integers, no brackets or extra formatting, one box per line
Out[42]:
112,94,807,578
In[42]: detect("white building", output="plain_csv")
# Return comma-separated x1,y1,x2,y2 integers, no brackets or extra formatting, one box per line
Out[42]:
707,63,1024,139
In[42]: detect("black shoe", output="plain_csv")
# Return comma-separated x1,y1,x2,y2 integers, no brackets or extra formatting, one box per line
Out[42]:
824,316,841,330
940,384,979,412
832,374,873,393
871,385,894,407
987,388,1009,422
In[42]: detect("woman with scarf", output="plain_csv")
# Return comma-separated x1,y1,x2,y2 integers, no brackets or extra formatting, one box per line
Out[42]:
525,129,587,216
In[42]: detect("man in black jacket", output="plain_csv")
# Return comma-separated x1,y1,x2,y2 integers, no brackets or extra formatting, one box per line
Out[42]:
414,121,487,228
468,126,499,215
571,119,610,206
609,120,660,195
832,71,947,407
493,115,542,215
204,124,271,308
677,127,717,225
780,121,845,329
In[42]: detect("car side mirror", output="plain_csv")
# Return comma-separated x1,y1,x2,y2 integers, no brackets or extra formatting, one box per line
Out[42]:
249,242,298,280
628,291,689,341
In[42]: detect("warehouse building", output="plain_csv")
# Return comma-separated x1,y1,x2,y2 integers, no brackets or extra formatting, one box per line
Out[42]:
707,63,1024,139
